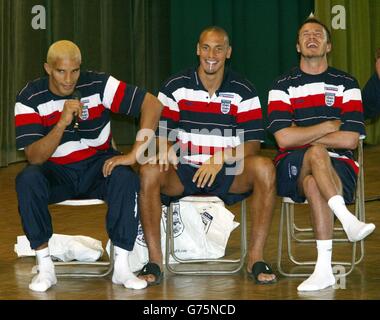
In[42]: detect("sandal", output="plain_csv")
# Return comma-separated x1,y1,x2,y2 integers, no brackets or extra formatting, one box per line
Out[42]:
137,262,163,286
249,261,277,285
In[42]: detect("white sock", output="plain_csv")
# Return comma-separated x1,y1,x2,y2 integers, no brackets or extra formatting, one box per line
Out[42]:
328,195,375,242
297,240,335,291
29,247,57,292
112,245,147,290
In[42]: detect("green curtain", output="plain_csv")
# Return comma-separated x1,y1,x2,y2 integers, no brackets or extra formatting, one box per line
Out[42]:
315,0,380,144
170,0,314,145
0,0,171,167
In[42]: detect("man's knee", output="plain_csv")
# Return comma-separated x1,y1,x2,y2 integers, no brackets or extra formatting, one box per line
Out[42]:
139,164,160,188
250,156,276,184
16,165,45,191
109,166,139,187
305,145,330,163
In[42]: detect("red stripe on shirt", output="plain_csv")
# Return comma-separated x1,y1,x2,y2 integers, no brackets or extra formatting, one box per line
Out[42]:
15,113,42,126
110,81,127,113
290,94,343,109
83,104,106,121
162,107,180,121
268,101,292,114
178,100,238,115
341,100,363,113
236,108,262,123
41,111,61,127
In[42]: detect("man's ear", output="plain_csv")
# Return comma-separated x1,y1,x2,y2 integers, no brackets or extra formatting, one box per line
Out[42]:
196,43,200,56
326,43,332,54
296,43,301,53
226,46,232,59
44,63,51,75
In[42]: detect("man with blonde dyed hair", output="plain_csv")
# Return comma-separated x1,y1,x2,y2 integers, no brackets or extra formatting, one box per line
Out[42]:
14,40,163,292
46,40,81,65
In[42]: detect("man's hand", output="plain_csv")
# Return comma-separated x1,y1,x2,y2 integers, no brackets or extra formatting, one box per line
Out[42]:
157,145,179,172
325,119,341,133
102,153,136,177
57,99,83,128
192,156,224,188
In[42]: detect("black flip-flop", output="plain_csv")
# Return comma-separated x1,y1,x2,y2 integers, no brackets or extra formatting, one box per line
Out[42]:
249,261,277,285
137,262,163,286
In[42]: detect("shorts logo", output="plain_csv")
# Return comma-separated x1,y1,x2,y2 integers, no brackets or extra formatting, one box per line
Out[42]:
291,165,298,176
221,99,231,114
135,221,147,246
325,86,338,107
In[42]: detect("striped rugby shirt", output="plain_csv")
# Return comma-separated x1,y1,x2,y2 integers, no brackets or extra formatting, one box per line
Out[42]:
267,66,365,173
157,68,265,166
15,71,146,165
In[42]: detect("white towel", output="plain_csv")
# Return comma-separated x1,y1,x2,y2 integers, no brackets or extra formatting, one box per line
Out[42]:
14,234,104,262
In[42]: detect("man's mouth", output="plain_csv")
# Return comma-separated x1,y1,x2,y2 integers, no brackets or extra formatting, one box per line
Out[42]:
206,60,217,72
306,42,318,48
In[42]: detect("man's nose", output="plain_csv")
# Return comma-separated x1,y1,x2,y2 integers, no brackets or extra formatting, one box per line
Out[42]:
64,73,72,84
208,49,217,58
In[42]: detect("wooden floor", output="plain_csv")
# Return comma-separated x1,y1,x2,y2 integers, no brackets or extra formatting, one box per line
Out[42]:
0,145,379,301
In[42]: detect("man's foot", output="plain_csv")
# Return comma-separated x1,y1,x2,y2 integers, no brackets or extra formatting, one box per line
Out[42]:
112,246,147,290
248,261,277,285
345,221,375,242
137,262,163,286
112,272,147,290
297,271,335,292
29,268,57,292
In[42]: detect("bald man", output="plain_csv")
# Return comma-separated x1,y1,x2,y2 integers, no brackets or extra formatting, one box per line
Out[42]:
138,26,277,286
15,40,163,292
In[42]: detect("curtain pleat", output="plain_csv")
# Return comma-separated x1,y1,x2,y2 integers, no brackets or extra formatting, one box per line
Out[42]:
315,0,380,144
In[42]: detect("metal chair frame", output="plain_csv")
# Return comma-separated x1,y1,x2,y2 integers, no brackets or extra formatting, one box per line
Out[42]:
277,139,365,278
33,139,119,278
165,197,247,275
46,199,114,278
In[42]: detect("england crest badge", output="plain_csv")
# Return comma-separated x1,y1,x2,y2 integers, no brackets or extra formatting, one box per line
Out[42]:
324,86,338,107
79,99,90,120
221,99,231,114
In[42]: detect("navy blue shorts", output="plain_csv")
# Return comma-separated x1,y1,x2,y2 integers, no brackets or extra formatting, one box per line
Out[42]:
160,163,251,206
276,149,357,204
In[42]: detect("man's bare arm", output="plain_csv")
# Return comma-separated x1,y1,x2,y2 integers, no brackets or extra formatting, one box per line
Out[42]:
312,131,360,150
25,99,82,164
274,120,341,149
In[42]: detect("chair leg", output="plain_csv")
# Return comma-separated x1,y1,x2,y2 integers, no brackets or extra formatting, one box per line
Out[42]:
54,243,114,278
278,201,359,277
